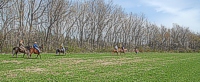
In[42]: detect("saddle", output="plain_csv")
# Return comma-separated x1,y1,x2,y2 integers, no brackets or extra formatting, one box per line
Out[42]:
19,47,28,53
59,49,64,52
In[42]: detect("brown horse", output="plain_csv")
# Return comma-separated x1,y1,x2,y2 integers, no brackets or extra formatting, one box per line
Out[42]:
29,45,43,58
12,46,30,58
112,48,127,55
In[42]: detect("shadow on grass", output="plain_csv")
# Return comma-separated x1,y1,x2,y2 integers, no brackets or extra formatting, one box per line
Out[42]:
9,56,25,58
54,55,66,56
25,57,39,59
111,53,126,56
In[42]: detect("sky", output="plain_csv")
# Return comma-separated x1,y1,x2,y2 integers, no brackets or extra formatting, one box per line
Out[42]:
108,0,200,32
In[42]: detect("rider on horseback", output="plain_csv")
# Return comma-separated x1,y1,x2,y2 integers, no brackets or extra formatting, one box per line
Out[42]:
119,43,125,52
19,40,26,52
122,45,125,52
60,43,65,52
115,45,118,52
33,42,41,53
135,48,139,54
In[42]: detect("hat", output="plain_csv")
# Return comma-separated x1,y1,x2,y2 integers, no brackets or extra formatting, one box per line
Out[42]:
34,42,37,43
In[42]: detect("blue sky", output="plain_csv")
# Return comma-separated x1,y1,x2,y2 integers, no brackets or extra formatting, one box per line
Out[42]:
108,0,200,32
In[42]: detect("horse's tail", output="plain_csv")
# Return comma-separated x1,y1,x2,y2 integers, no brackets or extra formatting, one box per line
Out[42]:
56,49,58,54
112,50,115,54
12,47,15,55
124,49,127,52
12,47,18,55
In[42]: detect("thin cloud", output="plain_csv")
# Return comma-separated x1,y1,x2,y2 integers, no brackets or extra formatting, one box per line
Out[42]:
141,0,200,32
109,0,200,32
141,0,197,15
106,0,200,32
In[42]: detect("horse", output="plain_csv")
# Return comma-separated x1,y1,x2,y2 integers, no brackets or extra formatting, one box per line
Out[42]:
12,46,30,58
112,48,127,55
135,49,139,54
39,44,43,51
56,47,68,55
29,45,43,59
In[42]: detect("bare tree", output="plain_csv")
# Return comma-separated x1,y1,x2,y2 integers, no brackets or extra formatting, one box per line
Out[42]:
0,0,16,52
0,0,9,9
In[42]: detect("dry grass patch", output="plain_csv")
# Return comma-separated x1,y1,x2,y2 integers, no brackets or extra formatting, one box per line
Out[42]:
101,62,115,65
90,57,153,66
58,58,87,65
5,71,18,78
1,60,23,64
15,66,46,73
97,71,122,78
3,67,47,77
35,58,87,67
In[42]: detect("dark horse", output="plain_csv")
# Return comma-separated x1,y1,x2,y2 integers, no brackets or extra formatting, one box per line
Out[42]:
112,48,127,55
56,47,68,55
29,45,43,59
12,46,30,58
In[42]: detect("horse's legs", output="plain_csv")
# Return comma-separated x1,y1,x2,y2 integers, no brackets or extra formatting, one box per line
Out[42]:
36,54,41,59
63,51,66,55
23,50,28,58
27,51,30,58
30,53,32,58
36,54,38,58
12,53,16,57
16,52,18,58
26,53,29,58
36,51,41,58
12,52,15,57
23,53,25,58
64,51,66,55
23,52,28,58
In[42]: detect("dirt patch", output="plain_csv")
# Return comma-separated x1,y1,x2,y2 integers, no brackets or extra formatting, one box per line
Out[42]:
2,60,23,64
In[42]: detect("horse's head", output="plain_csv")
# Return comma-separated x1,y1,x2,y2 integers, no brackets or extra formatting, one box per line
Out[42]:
25,46,32,50
65,47,68,50
39,44,44,51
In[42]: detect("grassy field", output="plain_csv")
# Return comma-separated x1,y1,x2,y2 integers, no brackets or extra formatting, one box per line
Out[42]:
0,52,200,81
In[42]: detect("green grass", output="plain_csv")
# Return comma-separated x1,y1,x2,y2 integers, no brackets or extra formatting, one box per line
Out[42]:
1,52,200,81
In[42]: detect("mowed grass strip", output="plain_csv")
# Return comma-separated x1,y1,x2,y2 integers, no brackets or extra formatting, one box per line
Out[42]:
0,52,200,81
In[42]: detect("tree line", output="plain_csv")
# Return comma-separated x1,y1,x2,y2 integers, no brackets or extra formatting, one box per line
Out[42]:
0,0,200,53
